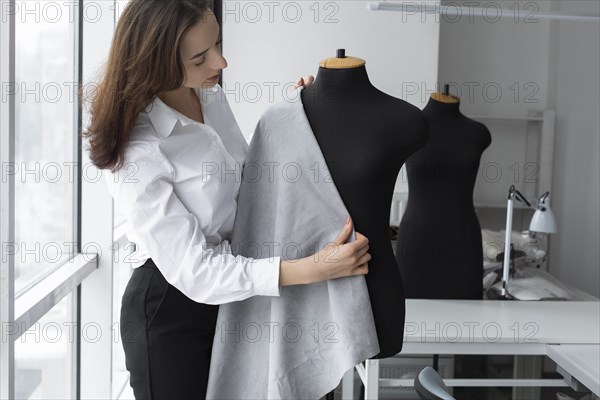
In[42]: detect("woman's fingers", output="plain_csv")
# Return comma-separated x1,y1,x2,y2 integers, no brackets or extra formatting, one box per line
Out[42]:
357,252,371,265
332,217,353,246
353,263,369,275
352,231,369,251
294,75,315,88
352,233,370,273
317,221,373,279
356,244,370,257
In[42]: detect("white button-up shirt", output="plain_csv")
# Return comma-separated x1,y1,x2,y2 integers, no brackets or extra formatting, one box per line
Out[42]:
103,83,281,305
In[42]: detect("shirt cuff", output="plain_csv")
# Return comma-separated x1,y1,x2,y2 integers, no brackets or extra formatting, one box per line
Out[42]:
250,255,281,297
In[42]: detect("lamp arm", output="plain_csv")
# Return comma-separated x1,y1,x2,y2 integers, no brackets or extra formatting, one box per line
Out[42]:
501,185,530,299
513,188,532,208
501,192,515,298
507,185,532,208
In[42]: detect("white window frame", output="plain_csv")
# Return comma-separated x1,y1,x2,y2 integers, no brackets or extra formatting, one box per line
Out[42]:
79,1,123,398
0,2,16,397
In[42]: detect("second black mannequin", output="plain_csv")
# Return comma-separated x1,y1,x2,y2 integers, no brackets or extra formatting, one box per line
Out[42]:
396,95,492,299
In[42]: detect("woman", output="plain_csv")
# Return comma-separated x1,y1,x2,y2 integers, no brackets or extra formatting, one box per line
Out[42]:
83,1,371,398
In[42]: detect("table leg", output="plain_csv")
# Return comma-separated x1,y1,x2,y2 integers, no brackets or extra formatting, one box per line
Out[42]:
365,359,380,400
342,368,354,400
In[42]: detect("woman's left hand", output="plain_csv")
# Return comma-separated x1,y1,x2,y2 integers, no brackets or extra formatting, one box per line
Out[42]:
294,75,315,88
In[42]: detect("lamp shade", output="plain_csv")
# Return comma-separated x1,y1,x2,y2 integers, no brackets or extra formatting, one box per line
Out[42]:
529,199,557,233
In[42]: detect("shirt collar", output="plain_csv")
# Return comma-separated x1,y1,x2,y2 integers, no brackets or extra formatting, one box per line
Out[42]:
145,84,220,139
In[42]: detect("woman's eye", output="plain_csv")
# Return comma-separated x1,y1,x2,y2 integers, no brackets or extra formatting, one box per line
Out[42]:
195,40,222,67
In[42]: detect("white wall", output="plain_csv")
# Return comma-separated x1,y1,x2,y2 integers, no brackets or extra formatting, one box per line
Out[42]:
223,1,440,137
438,0,600,296
546,0,600,297
439,0,553,116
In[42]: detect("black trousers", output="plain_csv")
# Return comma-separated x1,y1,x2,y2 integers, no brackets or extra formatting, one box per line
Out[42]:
120,258,219,399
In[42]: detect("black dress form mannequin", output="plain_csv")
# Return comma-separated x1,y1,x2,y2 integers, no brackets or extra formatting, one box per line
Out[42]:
396,91,492,299
301,50,429,360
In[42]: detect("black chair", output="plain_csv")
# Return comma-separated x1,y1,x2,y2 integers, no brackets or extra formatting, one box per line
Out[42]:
414,366,455,400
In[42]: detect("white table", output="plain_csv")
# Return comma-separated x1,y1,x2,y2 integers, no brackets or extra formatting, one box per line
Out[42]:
547,344,600,396
343,300,600,399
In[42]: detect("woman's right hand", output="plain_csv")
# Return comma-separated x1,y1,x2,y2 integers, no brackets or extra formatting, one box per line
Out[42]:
279,217,371,287
310,217,370,282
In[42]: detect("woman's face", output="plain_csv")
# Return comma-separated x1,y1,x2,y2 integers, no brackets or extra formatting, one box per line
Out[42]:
179,10,226,89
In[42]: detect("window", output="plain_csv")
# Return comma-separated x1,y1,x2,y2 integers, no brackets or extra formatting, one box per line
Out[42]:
14,0,78,295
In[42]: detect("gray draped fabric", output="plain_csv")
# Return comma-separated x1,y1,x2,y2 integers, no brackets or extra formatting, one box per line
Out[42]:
206,87,380,399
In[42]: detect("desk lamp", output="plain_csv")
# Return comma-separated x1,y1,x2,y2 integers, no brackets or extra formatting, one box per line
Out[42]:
501,186,557,299
530,191,557,234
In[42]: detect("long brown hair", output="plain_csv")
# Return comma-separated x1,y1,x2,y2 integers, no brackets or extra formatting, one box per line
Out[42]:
82,0,212,172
